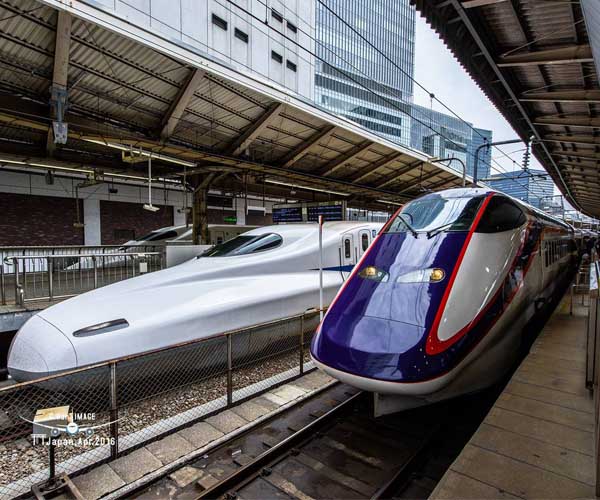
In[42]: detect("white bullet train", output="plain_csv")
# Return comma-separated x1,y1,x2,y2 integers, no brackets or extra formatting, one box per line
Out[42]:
311,188,578,408
8,222,382,382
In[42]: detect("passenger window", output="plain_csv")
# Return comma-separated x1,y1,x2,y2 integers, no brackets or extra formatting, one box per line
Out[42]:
344,238,351,259
476,197,526,233
361,233,369,251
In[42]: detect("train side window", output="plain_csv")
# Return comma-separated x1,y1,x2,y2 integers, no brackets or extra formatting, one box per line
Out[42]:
476,197,526,233
344,238,351,259
361,233,369,251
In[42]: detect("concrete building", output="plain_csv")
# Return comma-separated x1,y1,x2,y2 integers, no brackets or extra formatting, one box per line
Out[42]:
0,169,276,246
86,0,316,101
487,169,554,209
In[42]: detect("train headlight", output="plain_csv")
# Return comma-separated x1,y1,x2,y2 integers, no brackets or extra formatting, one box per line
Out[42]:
358,266,389,282
396,268,445,283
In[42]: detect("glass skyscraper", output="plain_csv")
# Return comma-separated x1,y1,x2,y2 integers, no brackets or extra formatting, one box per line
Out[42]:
487,169,554,208
314,0,492,181
315,0,415,145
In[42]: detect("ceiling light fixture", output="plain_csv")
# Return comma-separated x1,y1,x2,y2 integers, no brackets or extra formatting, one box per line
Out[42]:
265,179,349,197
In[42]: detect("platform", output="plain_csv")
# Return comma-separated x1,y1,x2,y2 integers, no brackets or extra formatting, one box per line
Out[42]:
431,298,595,499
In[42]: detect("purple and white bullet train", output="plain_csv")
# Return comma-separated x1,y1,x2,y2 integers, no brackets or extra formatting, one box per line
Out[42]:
311,188,578,405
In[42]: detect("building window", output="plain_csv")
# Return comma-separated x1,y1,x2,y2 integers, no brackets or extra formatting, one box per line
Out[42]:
234,28,248,43
212,14,227,30
271,51,283,63
271,8,283,23
286,21,297,33
286,60,297,72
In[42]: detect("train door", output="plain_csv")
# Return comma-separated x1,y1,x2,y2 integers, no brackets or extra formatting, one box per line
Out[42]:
341,234,355,280
358,229,371,259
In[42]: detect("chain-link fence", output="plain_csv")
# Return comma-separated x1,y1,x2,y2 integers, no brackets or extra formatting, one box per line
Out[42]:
0,308,321,498
0,246,163,306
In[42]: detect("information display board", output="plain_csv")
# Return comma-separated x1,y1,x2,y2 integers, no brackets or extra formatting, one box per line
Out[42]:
272,206,303,223
272,201,346,223
307,203,344,222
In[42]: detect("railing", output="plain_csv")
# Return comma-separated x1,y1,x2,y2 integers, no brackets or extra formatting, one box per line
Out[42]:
585,259,600,497
0,246,164,306
0,307,322,498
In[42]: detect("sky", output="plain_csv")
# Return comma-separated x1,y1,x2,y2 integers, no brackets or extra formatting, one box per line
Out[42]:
412,14,547,179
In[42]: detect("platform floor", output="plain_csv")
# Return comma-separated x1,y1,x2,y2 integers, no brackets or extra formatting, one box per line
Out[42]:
431,298,595,499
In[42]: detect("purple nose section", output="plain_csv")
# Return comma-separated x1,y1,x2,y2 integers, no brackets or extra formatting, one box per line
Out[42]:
310,231,469,383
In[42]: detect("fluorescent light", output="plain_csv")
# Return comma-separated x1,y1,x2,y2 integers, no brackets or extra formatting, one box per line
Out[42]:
81,138,196,167
143,204,160,212
265,179,349,197
376,199,403,206
0,157,182,185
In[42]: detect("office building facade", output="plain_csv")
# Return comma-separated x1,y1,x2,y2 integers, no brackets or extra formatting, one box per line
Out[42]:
315,0,416,145
314,0,492,180
487,169,554,208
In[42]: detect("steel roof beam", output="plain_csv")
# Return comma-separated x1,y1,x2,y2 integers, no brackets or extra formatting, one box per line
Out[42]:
462,0,507,7
543,135,600,147
520,90,600,104
560,161,600,170
426,174,461,190
350,152,405,184
278,125,335,167
497,45,593,67
401,169,445,189
446,0,579,212
534,116,600,128
47,10,71,155
552,150,600,162
226,102,284,157
373,160,425,189
159,68,205,141
317,140,372,177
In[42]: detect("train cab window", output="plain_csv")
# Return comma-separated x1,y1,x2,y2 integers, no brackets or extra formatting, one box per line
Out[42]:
476,197,526,233
344,238,351,259
361,233,369,251
386,193,485,234
199,233,282,257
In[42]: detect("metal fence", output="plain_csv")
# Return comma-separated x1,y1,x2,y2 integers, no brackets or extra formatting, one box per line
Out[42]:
0,246,164,306
585,259,600,497
0,307,321,498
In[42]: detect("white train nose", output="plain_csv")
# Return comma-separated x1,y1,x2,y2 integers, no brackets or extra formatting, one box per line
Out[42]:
8,315,77,382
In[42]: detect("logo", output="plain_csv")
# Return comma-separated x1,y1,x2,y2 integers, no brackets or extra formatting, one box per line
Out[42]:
21,406,121,447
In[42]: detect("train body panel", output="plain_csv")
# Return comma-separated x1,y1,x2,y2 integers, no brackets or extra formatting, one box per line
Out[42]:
8,222,382,382
311,188,577,402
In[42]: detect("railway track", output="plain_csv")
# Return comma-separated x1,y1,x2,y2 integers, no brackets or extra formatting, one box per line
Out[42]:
131,382,501,500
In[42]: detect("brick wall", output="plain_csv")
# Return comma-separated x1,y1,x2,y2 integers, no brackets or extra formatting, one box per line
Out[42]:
100,200,174,244
0,193,84,246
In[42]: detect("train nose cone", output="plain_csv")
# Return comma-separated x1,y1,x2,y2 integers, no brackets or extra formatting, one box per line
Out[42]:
8,315,77,382
311,314,426,381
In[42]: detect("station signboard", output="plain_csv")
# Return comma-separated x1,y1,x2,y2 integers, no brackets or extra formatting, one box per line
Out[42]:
272,201,346,223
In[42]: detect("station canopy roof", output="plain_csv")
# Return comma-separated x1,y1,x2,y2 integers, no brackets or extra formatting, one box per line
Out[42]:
0,0,467,210
411,0,600,217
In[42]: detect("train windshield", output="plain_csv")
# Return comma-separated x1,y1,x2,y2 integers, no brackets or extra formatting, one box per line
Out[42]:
386,194,485,234
199,233,283,257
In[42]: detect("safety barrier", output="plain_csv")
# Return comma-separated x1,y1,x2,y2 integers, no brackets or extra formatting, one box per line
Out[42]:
0,246,163,306
0,307,321,498
585,259,600,497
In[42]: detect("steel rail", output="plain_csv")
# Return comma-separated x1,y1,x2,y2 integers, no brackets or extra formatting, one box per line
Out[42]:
194,391,364,499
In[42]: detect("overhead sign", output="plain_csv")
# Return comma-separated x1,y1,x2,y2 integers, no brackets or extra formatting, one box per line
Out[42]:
272,206,303,223
273,201,346,223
